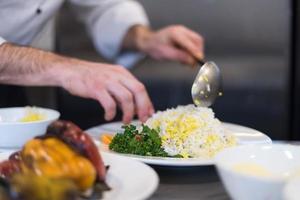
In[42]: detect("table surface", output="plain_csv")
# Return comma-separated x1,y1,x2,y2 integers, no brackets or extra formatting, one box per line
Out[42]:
149,165,229,200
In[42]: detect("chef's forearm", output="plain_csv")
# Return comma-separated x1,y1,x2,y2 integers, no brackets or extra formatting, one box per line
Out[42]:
0,43,68,87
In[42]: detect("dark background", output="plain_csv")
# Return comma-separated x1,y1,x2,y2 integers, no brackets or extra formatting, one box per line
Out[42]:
2,0,298,140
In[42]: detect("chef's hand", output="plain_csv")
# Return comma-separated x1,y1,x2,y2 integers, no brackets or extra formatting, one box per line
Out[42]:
61,60,154,123
0,43,154,123
123,25,204,65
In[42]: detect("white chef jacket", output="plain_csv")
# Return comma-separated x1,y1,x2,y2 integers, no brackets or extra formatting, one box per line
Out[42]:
0,0,149,67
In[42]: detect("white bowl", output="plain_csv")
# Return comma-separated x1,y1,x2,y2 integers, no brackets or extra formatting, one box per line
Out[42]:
0,107,60,148
215,144,300,200
284,177,300,200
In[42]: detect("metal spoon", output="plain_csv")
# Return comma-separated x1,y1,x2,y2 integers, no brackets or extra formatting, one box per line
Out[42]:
191,60,222,107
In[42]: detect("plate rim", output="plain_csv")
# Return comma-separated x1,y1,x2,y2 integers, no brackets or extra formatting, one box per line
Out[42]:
101,152,159,200
98,143,215,166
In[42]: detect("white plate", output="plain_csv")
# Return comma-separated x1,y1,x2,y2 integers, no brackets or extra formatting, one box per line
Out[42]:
86,121,272,166
0,152,159,200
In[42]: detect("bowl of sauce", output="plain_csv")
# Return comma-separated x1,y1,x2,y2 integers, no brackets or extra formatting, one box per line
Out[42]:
0,107,60,149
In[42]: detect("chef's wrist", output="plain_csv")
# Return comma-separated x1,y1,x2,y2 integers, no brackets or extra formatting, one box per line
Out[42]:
48,55,77,88
123,25,154,53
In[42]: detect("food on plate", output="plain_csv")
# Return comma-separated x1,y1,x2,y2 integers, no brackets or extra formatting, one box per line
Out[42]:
107,104,236,158
145,105,236,158
19,107,46,122
0,174,78,200
101,134,114,145
0,120,109,200
109,125,171,157
46,121,106,182
22,138,96,191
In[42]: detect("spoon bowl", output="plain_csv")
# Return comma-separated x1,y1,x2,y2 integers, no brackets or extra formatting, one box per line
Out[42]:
191,61,222,107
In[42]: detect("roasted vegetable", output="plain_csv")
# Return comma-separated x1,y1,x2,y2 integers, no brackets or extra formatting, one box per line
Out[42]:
46,121,106,181
21,137,96,191
0,160,21,179
0,177,10,200
101,134,114,145
0,174,78,200
0,120,110,200
12,174,78,200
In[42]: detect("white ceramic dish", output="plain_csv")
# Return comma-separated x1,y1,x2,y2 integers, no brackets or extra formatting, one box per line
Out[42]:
86,121,272,166
0,107,60,148
0,151,159,200
284,177,300,200
215,144,300,200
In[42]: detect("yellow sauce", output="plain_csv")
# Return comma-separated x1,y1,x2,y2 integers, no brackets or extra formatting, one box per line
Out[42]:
19,107,46,122
233,163,273,177
291,168,300,177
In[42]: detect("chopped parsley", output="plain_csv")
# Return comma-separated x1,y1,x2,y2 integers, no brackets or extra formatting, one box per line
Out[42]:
109,125,171,157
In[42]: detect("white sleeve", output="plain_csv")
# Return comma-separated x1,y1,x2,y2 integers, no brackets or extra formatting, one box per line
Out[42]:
68,0,149,68
0,37,6,46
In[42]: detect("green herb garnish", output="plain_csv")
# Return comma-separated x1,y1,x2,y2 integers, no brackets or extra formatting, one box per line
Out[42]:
109,125,171,157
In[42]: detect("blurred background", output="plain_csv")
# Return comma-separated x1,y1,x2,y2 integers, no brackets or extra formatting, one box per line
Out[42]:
1,0,296,140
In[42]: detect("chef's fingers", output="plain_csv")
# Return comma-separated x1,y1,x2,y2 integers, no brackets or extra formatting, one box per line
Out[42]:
118,72,154,122
107,83,135,124
95,90,117,121
181,27,204,47
183,29,205,60
170,29,204,60
159,45,195,65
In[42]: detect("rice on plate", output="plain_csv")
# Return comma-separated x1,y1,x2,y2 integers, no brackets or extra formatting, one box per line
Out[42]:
145,105,236,158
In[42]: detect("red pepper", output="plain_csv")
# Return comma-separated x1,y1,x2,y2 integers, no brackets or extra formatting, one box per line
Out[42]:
135,135,142,142
0,160,21,179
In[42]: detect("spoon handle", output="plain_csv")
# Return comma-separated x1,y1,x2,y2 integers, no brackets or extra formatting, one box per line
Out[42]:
197,59,206,66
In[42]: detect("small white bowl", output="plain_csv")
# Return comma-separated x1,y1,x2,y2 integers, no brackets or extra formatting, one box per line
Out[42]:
284,177,300,200
215,144,300,200
0,107,60,148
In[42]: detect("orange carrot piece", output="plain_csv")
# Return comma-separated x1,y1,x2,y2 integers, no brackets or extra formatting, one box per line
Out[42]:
101,134,114,145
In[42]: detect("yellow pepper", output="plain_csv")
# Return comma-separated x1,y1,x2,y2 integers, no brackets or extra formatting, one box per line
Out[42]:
10,173,78,200
21,138,96,191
